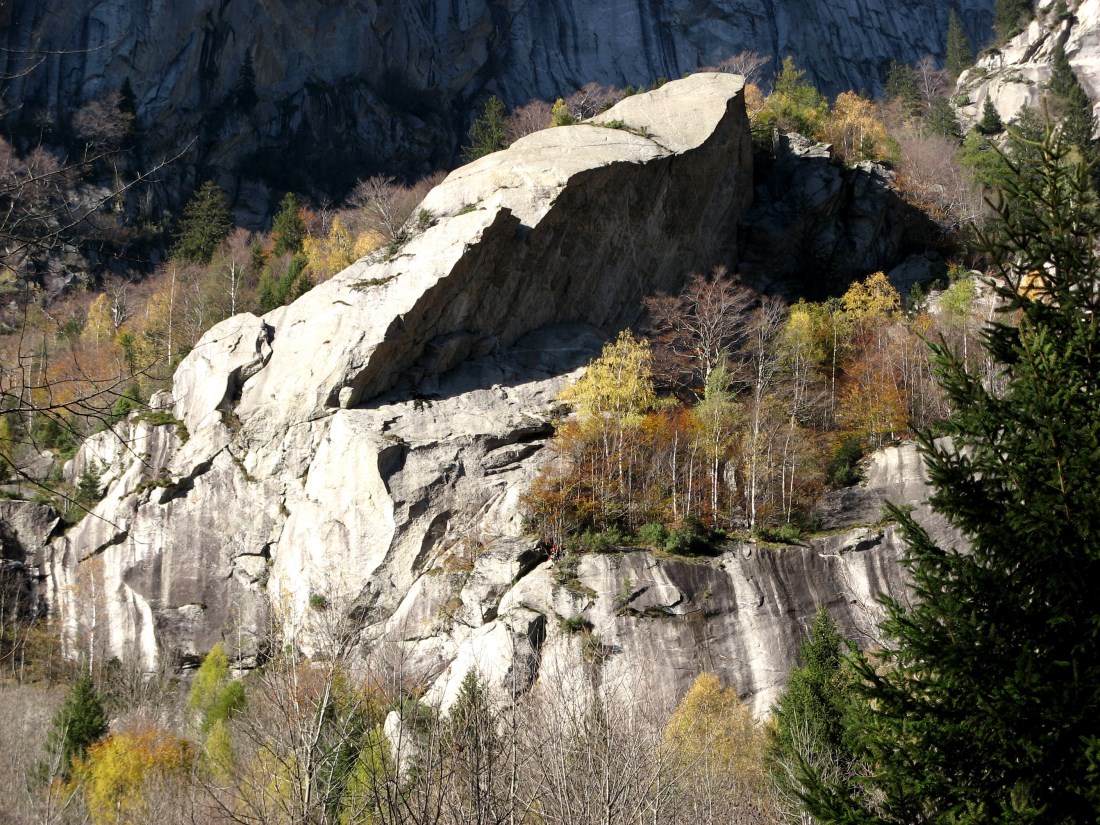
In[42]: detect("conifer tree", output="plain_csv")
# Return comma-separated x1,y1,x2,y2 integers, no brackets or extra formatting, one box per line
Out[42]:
234,50,258,110
925,94,962,139
462,95,509,162
798,128,1100,824
42,672,108,779
769,609,864,813
945,9,974,81
975,97,1004,134
1048,42,1098,154
994,0,1034,44
172,180,233,265
271,192,305,256
884,60,921,120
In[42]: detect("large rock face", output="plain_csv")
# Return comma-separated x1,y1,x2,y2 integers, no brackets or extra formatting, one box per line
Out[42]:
0,0,992,195
956,0,1100,132
36,75,943,715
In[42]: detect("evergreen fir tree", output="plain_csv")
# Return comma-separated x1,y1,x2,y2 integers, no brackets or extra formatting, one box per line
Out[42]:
118,78,136,117
925,94,962,139
885,60,921,119
769,609,865,809
172,180,233,265
41,672,108,779
1048,42,1098,153
75,460,102,508
462,95,508,162
271,192,305,256
994,0,1034,44
444,670,501,821
976,97,1005,134
945,8,974,81
799,128,1100,824
234,50,258,110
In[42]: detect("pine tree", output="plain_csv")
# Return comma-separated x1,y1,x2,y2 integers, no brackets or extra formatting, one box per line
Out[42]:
75,459,103,508
884,60,921,120
1048,42,1097,153
444,670,501,821
925,94,962,139
769,609,864,813
994,0,1034,44
42,672,108,779
462,95,508,162
172,180,233,265
271,192,305,256
799,128,1100,823
234,50,258,110
976,97,1004,134
945,8,974,81
118,78,136,117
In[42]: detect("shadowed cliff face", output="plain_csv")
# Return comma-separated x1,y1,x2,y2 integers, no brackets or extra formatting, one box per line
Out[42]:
0,0,991,199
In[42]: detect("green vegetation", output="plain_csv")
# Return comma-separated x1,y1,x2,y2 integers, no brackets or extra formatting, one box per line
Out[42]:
41,672,108,780
271,192,306,256
975,97,1004,135
994,0,1034,43
172,181,233,265
462,95,509,161
944,9,974,81
790,128,1100,823
769,610,862,808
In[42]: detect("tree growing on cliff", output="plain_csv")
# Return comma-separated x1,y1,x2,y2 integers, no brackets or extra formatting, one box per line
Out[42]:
797,128,1100,823
994,0,1034,44
975,97,1004,135
1047,42,1098,157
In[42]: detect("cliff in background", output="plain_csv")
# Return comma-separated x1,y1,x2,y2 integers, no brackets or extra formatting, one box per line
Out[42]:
956,0,1100,130
3,75,947,716
0,0,992,209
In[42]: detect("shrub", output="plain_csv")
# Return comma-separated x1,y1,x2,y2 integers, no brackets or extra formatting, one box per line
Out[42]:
827,437,864,486
637,522,668,548
662,516,715,556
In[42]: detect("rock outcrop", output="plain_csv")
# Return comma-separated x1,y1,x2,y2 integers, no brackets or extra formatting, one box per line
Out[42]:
0,0,992,198
956,0,1100,132
28,75,945,715
736,133,934,298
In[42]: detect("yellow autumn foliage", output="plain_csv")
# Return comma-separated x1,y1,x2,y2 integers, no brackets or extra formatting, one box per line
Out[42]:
662,673,772,810
302,219,385,281
818,91,892,164
559,330,656,426
840,271,901,324
76,724,193,825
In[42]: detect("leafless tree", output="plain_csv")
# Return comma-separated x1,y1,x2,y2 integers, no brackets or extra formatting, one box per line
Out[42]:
913,55,948,112
643,266,756,397
711,50,772,86
894,131,986,235
71,92,133,152
563,83,627,120
348,172,445,245
506,100,552,143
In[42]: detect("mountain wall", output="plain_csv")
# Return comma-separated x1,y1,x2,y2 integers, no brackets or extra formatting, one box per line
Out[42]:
18,76,940,715
0,0,992,202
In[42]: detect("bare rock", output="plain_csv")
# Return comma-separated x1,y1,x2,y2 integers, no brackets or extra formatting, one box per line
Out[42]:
45,76,755,673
